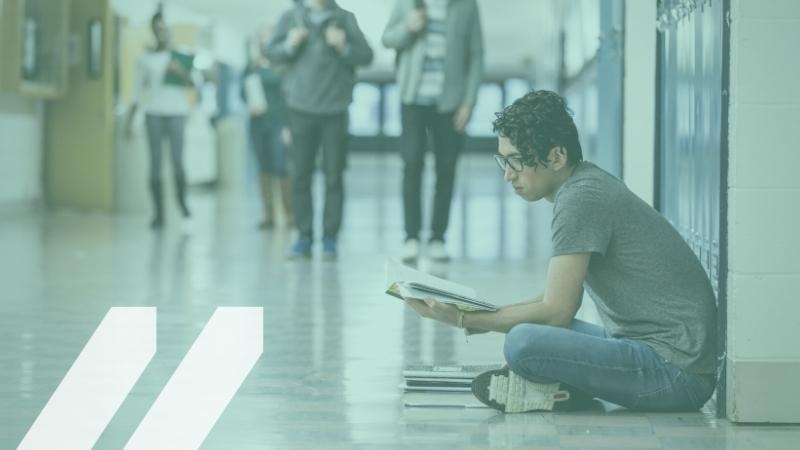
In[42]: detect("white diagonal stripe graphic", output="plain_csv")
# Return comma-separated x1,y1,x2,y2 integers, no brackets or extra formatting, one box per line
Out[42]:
18,307,156,450
125,307,263,449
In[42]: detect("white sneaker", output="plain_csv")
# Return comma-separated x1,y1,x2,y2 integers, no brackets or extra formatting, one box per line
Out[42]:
401,239,420,262
427,240,449,262
471,367,570,413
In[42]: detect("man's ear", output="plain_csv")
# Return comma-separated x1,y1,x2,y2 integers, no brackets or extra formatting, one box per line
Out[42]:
548,146,568,170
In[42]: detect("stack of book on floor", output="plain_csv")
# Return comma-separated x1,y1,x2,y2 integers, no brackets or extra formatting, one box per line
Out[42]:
401,364,502,408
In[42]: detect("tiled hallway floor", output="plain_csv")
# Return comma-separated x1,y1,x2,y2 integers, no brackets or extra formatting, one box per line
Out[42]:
1,154,798,449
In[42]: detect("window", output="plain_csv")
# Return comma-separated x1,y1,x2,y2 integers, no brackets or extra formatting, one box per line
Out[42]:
349,82,381,136
504,78,530,106
466,83,503,137
382,84,401,137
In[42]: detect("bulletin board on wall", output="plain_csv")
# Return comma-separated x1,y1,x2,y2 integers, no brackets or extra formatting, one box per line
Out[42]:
0,0,70,98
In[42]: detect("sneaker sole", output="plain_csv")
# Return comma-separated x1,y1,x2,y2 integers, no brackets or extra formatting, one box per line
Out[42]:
471,369,569,413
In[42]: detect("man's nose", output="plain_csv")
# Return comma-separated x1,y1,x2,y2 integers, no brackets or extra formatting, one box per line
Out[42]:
503,166,515,182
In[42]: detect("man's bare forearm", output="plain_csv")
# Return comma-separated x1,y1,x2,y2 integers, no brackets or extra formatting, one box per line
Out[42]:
462,295,561,334
504,293,544,308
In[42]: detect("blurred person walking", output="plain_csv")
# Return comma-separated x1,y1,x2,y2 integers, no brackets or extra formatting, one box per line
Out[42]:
126,11,197,229
243,28,294,230
382,0,484,262
266,0,373,260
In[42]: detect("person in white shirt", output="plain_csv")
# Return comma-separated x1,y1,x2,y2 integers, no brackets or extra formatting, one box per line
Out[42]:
125,11,197,229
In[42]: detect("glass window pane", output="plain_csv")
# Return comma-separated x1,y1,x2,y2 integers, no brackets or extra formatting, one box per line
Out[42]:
349,82,381,136
466,83,503,137
382,84,401,137
504,78,531,106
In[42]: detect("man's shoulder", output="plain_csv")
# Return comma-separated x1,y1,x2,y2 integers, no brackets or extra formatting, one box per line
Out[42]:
275,5,301,24
554,163,627,212
333,6,359,24
559,163,612,195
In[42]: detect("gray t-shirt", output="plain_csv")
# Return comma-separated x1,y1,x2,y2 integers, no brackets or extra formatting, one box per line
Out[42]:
552,162,717,374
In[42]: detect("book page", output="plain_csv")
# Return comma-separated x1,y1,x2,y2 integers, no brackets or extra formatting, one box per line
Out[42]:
385,259,477,300
395,282,484,311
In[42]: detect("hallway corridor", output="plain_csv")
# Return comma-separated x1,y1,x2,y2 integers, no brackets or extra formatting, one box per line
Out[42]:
2,153,798,449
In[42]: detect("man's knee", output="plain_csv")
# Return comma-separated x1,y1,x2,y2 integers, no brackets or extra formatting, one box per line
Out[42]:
503,323,554,369
403,156,424,174
504,324,543,369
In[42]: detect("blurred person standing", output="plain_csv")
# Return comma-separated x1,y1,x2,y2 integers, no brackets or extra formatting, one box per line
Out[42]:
243,28,293,230
126,11,197,229
266,0,373,260
382,0,484,262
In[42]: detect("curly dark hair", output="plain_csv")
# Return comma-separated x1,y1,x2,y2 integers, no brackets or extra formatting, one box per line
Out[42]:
492,90,583,168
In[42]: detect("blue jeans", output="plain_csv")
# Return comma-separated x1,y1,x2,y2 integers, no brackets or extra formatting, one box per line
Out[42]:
144,114,187,184
503,320,716,411
250,118,288,176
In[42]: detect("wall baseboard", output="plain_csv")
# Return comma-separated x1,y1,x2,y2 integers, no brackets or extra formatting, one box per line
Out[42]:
726,357,800,423
0,199,43,217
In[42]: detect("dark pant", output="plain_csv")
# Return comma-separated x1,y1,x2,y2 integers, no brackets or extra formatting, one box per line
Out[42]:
503,320,717,411
144,114,189,218
288,110,349,241
400,104,461,242
250,117,288,176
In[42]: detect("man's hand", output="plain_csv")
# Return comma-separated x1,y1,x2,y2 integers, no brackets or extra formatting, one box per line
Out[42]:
325,25,347,52
287,27,309,50
407,8,427,33
453,104,473,132
406,298,460,327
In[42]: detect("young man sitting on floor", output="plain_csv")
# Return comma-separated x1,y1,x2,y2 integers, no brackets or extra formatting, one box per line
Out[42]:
406,90,718,413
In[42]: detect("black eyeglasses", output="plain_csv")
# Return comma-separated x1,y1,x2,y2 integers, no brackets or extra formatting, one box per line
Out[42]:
493,153,526,172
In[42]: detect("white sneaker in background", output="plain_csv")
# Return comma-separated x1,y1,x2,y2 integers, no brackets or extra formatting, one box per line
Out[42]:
401,239,420,263
427,240,449,262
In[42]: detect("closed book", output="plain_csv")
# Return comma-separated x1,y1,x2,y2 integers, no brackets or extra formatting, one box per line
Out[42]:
163,50,195,86
403,391,487,408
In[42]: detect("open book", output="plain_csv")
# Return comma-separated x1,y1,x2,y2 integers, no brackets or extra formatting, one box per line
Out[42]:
384,260,497,312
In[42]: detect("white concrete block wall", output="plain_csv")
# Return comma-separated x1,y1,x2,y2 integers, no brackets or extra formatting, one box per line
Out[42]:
0,94,43,209
726,0,800,423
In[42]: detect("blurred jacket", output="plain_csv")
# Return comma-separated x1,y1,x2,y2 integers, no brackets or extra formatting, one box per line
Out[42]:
266,1,373,115
382,0,484,112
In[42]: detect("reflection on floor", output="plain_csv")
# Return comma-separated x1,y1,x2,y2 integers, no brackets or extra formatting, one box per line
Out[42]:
1,153,798,448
